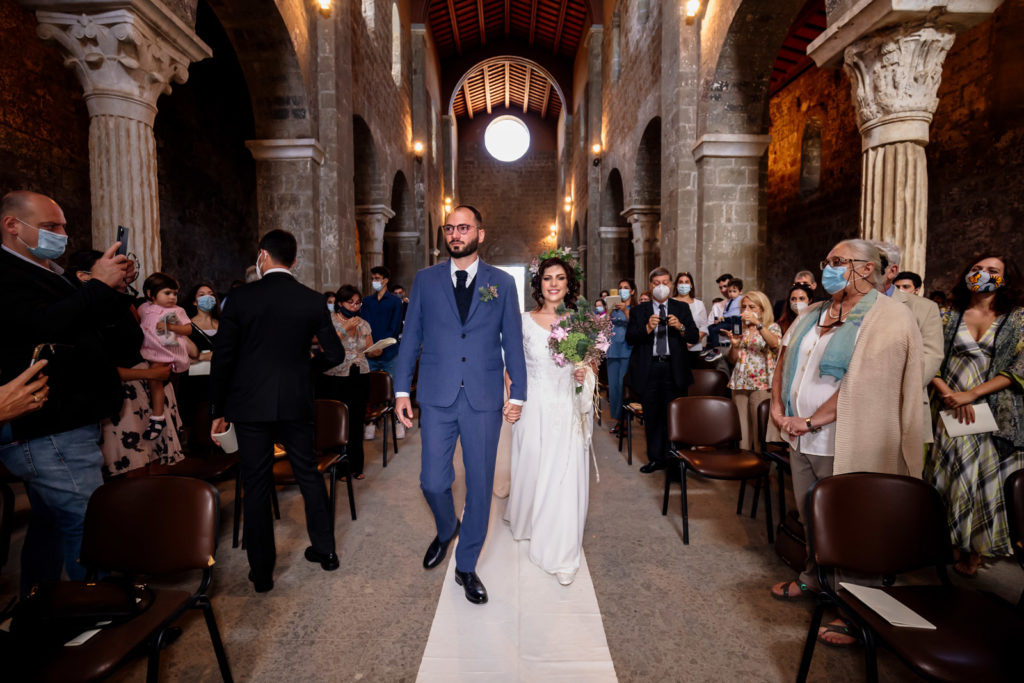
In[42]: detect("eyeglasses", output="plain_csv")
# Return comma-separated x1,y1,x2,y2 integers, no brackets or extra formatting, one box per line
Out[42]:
343,299,362,308
819,257,869,270
442,224,475,235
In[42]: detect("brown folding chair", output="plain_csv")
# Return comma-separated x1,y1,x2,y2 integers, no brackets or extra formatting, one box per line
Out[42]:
1005,468,1024,609
273,399,355,527
751,398,791,522
686,368,730,398
22,476,232,682
147,453,242,548
617,377,643,466
663,396,773,544
797,472,1024,683
365,370,398,466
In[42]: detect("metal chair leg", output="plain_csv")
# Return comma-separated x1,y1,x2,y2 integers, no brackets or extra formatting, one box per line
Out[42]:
626,415,633,466
864,627,879,683
662,461,671,515
737,480,746,514
345,462,357,521
796,600,826,683
680,462,690,545
232,472,242,549
147,630,166,683
381,420,389,467
763,474,774,543
328,466,337,536
750,477,761,519
391,412,398,454
200,599,234,682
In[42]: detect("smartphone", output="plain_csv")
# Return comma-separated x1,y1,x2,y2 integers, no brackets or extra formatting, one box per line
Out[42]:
732,319,743,335
116,225,129,256
30,343,58,366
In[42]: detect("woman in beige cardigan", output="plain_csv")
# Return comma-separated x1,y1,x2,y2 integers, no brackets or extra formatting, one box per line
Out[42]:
768,238,923,647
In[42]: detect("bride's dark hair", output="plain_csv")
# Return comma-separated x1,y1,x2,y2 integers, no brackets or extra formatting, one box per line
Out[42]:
531,257,580,311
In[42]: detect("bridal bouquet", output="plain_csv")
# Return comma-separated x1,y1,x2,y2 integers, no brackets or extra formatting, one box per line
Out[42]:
547,299,613,394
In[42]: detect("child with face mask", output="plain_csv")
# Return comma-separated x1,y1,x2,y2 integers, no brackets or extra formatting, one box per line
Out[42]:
137,272,192,440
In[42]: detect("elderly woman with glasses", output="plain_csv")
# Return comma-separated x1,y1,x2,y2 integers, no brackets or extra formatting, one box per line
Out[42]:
767,238,923,647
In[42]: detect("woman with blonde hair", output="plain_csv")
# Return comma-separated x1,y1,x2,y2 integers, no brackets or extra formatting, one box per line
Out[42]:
721,290,781,451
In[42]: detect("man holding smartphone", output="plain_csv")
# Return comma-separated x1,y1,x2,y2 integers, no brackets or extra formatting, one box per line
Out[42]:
0,190,129,596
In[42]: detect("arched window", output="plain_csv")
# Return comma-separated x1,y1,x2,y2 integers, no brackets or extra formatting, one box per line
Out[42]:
361,0,374,31
799,121,822,196
391,3,401,87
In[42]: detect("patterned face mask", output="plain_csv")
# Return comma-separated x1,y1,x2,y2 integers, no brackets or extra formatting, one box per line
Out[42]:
965,269,1004,293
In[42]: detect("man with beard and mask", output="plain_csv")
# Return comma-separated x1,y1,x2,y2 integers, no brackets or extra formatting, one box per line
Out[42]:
626,266,699,473
0,190,130,595
210,229,345,593
393,205,526,605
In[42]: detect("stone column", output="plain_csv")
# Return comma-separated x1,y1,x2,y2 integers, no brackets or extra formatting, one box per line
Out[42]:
383,231,419,292
598,226,631,290
246,139,325,286
808,1,1004,280
621,206,660,283
30,3,211,278
692,133,769,297
354,205,395,291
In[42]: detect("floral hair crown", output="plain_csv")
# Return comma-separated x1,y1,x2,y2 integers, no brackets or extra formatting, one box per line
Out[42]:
529,246,585,282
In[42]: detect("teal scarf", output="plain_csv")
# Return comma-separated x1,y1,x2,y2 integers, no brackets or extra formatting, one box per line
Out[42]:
781,289,878,417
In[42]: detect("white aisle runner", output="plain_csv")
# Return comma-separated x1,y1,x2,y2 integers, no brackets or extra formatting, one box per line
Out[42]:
416,496,617,682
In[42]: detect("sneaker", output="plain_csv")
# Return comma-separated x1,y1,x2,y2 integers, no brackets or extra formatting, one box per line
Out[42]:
395,422,406,440
363,424,376,440
703,350,723,363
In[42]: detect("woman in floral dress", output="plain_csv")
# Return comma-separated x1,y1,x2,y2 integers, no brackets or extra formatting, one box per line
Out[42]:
926,255,1024,577
722,290,781,452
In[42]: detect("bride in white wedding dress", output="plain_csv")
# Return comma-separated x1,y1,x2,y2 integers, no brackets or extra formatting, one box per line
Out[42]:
506,256,596,586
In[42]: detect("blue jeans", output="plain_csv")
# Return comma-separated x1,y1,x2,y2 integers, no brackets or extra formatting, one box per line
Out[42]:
0,424,104,596
607,357,630,421
368,356,397,377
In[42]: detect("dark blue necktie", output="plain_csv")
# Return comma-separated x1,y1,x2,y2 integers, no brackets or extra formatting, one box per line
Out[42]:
455,270,471,323
657,303,668,356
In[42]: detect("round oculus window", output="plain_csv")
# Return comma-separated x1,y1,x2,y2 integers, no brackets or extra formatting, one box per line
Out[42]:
484,116,530,163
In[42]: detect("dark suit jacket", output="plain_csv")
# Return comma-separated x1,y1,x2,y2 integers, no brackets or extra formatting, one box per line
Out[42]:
625,298,699,392
210,272,345,423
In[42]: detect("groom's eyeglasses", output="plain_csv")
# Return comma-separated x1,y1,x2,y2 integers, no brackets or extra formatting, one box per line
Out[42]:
442,224,475,235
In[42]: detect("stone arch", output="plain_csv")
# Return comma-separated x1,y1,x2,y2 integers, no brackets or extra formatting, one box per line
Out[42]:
600,168,627,228
599,169,634,286
799,119,823,196
384,171,417,290
353,115,383,205
631,117,661,207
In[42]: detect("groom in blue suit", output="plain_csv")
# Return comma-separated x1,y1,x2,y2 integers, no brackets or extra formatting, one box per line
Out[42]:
395,205,527,604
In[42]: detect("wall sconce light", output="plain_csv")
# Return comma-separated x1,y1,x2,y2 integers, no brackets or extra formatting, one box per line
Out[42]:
443,196,453,216
591,143,602,167
413,140,424,162
563,195,572,213
685,0,701,25
317,0,332,18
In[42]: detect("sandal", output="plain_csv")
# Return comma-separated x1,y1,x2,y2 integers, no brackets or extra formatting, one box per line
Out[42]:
771,580,813,601
953,553,983,578
818,619,860,648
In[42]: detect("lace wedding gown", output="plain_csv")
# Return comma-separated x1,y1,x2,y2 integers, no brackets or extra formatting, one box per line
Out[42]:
507,311,595,581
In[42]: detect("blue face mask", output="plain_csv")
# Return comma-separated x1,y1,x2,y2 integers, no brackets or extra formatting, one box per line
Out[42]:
618,288,630,299
595,306,605,314
197,295,217,312
17,219,67,261
371,280,383,292
821,265,849,295
677,284,692,296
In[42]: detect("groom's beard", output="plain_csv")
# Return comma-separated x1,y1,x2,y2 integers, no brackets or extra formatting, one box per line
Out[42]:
446,236,479,258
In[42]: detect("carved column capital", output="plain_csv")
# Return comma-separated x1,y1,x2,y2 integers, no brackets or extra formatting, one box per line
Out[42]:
843,23,955,149
34,6,211,125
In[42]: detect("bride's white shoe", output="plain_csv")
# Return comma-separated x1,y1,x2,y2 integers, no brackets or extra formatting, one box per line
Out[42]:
556,572,575,586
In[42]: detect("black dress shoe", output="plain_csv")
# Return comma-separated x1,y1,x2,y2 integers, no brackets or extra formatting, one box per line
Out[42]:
304,546,340,571
639,460,667,474
454,569,488,604
248,570,274,593
423,520,460,570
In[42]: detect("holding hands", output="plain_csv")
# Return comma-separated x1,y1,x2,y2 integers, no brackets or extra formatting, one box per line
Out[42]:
503,402,522,424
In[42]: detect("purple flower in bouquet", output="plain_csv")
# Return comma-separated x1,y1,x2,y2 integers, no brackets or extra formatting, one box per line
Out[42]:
545,298,614,393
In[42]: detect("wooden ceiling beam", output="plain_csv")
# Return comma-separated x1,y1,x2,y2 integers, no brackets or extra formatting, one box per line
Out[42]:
540,82,551,118
446,0,462,55
504,62,510,109
553,0,568,54
462,80,474,119
477,0,487,45
528,0,538,45
504,0,510,36
483,64,493,115
522,67,532,113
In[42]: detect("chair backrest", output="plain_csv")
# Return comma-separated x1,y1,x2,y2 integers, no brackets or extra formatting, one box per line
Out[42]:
808,472,952,577
668,396,741,447
1005,469,1024,571
756,398,776,451
80,476,219,576
687,369,730,398
315,398,349,451
366,370,394,406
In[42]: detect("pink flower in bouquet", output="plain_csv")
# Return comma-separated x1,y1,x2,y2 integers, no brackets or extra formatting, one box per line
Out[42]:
596,338,610,353
551,352,568,367
550,325,569,342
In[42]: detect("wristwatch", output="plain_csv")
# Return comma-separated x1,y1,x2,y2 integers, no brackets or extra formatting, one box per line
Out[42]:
756,323,764,330
805,418,822,433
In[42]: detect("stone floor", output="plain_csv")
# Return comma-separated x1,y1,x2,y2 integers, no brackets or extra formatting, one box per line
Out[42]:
1,410,1021,681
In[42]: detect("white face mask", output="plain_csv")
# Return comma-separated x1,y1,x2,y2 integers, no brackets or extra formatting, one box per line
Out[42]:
255,251,265,279
792,300,808,314
652,284,671,302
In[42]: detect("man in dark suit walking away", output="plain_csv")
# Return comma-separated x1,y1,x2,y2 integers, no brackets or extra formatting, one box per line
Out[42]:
210,230,345,593
626,266,699,473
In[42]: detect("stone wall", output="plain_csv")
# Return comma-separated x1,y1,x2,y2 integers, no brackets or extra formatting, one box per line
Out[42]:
455,111,558,267
0,0,91,257
764,0,1024,298
155,0,258,295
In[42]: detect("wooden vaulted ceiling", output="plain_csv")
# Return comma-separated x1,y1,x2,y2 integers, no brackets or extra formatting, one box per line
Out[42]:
428,0,590,59
452,59,562,119
769,0,826,96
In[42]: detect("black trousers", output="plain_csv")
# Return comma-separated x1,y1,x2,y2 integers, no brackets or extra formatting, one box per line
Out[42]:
235,419,335,577
315,372,367,475
640,362,686,465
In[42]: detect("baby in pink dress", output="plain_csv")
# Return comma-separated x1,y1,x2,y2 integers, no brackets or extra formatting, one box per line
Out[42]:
138,273,192,440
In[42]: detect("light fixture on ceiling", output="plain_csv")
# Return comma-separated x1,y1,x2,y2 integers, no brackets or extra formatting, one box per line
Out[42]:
317,0,332,18
685,0,702,24
413,140,424,162
591,143,602,167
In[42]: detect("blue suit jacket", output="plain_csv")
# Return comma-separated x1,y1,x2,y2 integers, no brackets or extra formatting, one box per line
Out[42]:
395,259,526,410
